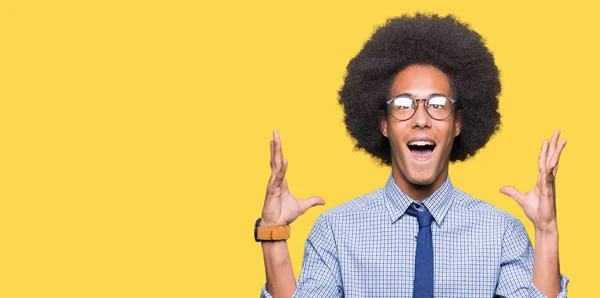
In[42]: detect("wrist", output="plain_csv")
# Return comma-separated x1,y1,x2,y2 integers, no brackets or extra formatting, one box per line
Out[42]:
259,219,280,227
255,218,291,242
260,213,287,227
534,221,558,236
260,209,282,226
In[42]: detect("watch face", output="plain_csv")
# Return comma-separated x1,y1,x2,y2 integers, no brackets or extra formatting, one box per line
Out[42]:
254,218,261,242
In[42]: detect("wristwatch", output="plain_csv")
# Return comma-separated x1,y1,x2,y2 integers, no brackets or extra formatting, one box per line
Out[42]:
254,218,291,242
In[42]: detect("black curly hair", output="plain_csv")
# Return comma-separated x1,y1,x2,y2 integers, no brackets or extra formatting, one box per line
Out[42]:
338,13,501,165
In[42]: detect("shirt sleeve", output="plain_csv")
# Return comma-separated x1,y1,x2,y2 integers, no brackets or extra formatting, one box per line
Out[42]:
495,219,569,298
260,214,343,298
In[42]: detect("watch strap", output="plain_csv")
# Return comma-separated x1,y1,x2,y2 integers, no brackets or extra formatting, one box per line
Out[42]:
255,219,290,241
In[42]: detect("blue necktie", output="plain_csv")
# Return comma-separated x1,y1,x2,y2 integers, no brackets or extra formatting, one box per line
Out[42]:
405,203,434,298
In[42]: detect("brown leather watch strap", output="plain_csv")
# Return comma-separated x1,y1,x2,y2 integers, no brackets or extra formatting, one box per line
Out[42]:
256,225,291,241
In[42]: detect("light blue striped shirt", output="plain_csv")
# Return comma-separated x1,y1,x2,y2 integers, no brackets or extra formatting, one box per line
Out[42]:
261,175,569,297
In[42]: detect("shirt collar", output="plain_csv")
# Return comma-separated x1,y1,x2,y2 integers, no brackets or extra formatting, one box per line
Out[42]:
384,173,454,226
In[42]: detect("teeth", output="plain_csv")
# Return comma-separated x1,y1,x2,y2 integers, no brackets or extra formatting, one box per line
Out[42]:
408,141,435,146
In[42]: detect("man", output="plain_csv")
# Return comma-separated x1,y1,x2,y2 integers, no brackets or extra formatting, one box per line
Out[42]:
255,13,568,297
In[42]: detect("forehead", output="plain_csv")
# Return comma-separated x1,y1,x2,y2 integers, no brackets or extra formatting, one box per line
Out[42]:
389,65,453,98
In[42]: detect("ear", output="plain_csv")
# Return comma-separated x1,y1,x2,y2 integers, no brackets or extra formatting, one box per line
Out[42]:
454,112,462,137
379,116,389,138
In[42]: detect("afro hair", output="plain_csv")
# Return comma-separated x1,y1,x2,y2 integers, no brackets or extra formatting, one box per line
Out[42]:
338,13,501,165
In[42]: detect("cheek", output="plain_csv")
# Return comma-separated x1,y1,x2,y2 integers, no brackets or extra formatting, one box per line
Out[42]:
436,124,457,152
386,124,409,157
387,122,403,141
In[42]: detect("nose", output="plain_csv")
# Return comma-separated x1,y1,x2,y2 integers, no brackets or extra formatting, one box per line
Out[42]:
411,99,431,129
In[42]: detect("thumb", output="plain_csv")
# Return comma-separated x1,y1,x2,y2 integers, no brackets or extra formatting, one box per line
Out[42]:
299,196,326,212
500,186,524,204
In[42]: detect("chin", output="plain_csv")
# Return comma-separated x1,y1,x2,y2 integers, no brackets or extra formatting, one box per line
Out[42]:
394,154,444,188
407,175,437,186
403,163,439,186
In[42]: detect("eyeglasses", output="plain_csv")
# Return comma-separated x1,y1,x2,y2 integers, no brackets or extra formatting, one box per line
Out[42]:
385,94,457,121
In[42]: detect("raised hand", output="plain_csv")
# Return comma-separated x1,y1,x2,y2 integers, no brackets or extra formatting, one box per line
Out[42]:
260,131,325,227
500,130,567,232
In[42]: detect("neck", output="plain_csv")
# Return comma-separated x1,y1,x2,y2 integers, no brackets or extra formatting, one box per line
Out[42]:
391,166,449,201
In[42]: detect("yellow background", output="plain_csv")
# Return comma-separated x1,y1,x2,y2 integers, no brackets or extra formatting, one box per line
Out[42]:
0,0,597,297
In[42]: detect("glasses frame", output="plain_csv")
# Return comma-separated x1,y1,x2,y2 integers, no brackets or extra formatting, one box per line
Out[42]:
385,94,457,121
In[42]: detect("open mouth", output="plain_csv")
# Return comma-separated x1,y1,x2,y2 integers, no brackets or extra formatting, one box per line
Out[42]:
407,140,436,159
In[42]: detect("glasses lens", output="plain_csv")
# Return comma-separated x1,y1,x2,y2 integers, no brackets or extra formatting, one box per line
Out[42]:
389,96,415,120
427,96,453,120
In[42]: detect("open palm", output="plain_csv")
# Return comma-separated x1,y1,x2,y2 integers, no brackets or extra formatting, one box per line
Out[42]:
501,130,567,232
260,131,325,227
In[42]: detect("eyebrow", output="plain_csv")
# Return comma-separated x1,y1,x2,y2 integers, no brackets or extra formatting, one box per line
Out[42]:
391,92,448,99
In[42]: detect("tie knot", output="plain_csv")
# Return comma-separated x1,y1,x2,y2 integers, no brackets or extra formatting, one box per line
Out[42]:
405,203,433,228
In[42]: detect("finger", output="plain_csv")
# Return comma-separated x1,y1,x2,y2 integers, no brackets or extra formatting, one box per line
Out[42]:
273,130,282,172
281,176,289,192
538,140,549,172
268,132,282,187
299,196,326,213
544,168,556,184
268,153,287,190
268,130,286,188
541,169,556,200
269,140,274,169
552,164,559,177
500,186,524,205
278,133,284,162
272,159,288,188
548,140,567,176
546,130,560,167
267,139,277,188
